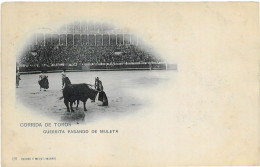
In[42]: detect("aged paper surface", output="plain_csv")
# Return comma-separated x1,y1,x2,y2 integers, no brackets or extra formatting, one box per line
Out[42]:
1,2,260,166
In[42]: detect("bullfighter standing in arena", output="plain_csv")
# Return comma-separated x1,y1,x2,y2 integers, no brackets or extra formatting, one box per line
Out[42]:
16,70,21,88
95,77,103,91
38,71,49,91
95,77,108,106
61,70,67,89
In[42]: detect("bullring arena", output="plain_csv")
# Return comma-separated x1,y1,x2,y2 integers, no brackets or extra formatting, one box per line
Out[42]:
16,71,176,123
16,21,177,123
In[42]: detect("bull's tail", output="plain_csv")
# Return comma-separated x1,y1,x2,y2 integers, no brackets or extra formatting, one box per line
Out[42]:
59,96,64,100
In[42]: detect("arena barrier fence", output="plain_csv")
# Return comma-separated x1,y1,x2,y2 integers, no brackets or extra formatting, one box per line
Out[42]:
18,63,177,74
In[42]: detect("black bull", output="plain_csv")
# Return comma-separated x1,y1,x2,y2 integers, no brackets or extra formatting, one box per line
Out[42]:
62,83,98,112
38,77,49,89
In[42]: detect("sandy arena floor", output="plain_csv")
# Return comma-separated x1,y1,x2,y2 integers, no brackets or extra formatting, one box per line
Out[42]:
16,70,175,123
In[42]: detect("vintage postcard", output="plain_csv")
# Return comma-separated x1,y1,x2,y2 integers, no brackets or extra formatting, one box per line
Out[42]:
1,2,260,166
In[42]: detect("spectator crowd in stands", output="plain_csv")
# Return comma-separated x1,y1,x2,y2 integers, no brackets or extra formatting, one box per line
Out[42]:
20,43,164,67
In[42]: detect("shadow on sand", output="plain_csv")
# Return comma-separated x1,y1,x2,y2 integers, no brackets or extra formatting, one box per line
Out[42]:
61,110,85,122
